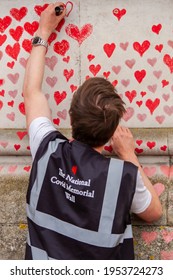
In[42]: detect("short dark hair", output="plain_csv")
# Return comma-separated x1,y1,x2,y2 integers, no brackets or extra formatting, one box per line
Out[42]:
69,77,126,147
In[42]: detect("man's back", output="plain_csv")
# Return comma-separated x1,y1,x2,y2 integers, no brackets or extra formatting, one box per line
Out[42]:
26,130,138,260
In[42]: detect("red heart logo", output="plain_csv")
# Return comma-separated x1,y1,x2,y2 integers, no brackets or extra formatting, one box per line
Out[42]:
24,21,39,36
125,90,137,103
112,8,126,21
54,40,70,56
34,4,49,16
5,42,20,60
0,34,7,46
65,24,93,45
145,98,160,115
10,7,28,21
133,40,150,57
89,64,101,76
163,54,173,73
103,43,116,58
9,26,23,41
152,24,162,34
134,69,146,83
54,91,67,105
63,69,74,82
72,165,77,175
0,16,12,33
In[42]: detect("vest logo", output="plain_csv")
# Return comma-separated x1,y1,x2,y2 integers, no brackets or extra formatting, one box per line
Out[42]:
50,167,95,203
71,165,77,175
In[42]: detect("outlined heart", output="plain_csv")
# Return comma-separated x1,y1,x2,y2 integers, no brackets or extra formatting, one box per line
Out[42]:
54,40,70,56
46,76,58,88
65,24,93,45
54,91,67,105
10,7,28,21
145,98,160,115
125,59,135,69
103,43,116,58
0,16,12,33
133,40,150,56
112,8,126,21
163,54,173,73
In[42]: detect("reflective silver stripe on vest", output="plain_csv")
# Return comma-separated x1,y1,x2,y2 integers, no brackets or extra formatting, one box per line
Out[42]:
30,138,65,211
27,204,132,248
98,158,123,233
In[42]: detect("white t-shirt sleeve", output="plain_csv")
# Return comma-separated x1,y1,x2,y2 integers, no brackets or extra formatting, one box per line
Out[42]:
130,170,152,214
28,117,56,159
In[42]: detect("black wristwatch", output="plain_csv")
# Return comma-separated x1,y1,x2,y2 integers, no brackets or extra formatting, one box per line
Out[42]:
31,36,48,49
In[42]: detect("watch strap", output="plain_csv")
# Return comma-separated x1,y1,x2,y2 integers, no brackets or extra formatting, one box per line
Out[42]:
31,36,48,49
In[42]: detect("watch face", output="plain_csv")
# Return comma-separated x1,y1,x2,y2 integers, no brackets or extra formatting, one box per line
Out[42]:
32,37,40,44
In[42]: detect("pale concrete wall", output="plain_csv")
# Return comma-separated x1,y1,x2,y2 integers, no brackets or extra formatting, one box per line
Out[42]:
0,0,173,259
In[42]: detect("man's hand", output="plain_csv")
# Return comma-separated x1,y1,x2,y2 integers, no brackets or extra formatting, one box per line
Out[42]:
111,126,136,162
37,2,66,41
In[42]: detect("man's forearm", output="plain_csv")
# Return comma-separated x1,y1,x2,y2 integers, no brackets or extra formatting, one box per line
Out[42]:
23,31,49,97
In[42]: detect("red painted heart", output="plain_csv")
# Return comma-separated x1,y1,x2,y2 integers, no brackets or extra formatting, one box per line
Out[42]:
65,24,93,45
34,4,49,16
125,90,137,103
103,43,116,58
134,69,146,83
54,91,67,105
5,42,20,60
9,26,23,41
10,7,28,21
152,24,162,34
145,98,160,115
54,40,70,56
112,8,126,21
89,64,101,76
0,34,7,46
22,39,32,53
24,21,39,36
133,40,150,56
63,69,74,82
163,54,173,73
18,102,25,115
0,16,12,33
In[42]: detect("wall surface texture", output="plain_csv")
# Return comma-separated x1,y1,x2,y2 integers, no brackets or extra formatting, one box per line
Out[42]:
0,0,173,259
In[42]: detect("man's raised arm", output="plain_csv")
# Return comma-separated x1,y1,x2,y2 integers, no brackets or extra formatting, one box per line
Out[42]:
23,2,66,130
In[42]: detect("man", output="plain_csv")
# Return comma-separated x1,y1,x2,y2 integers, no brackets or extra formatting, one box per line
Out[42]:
23,2,162,260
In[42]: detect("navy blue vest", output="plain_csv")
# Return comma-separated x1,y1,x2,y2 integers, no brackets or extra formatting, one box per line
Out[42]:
25,130,137,259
